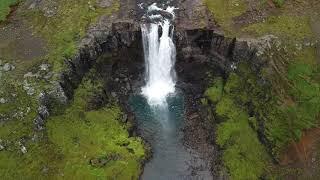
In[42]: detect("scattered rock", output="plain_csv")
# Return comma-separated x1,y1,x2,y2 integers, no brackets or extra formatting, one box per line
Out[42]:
34,116,46,131
2,63,15,72
38,105,49,119
121,114,128,123
26,107,31,114
24,72,40,79
245,35,278,56
44,72,53,80
126,82,131,91
111,92,117,97
90,154,120,167
96,0,113,8
39,64,50,71
41,166,49,174
0,98,6,104
0,144,4,151
23,80,35,96
21,145,27,154
90,157,109,167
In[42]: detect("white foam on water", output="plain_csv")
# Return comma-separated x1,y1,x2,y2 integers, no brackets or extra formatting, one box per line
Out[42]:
141,4,177,106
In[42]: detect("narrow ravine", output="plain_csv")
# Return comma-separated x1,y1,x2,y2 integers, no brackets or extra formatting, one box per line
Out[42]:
129,3,213,179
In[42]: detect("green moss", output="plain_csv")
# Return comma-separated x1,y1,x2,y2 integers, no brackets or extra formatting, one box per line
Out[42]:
0,0,19,22
0,68,145,179
26,0,120,71
242,15,313,41
265,47,320,154
45,75,146,179
214,95,270,180
0,76,37,141
47,108,145,179
272,0,286,7
204,0,247,35
205,77,223,103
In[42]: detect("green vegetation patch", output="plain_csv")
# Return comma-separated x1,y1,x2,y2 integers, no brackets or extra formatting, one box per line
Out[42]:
0,69,146,179
265,47,320,154
0,76,37,141
272,0,286,7
0,0,19,22
208,71,271,179
206,46,320,178
242,15,313,41
204,0,247,34
45,75,146,179
205,77,223,103
26,0,120,71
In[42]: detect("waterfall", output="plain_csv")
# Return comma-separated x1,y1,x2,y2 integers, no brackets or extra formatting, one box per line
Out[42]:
141,4,177,106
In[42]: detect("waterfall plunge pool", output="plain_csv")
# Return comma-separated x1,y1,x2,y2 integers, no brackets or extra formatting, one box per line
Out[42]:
129,92,212,180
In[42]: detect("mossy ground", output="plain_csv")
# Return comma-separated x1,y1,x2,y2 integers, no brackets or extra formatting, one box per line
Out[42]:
0,0,19,22
0,0,145,179
46,74,146,179
0,69,146,179
205,0,320,178
205,49,320,178
205,65,272,179
205,0,318,40
26,0,120,72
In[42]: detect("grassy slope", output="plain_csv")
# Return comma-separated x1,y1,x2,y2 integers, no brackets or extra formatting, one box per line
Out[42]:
205,0,320,178
26,0,120,71
205,65,272,179
46,75,146,179
0,0,147,179
0,0,19,21
0,69,146,179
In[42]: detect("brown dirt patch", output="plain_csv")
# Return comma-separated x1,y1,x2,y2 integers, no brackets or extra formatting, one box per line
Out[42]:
280,128,320,178
0,6,47,74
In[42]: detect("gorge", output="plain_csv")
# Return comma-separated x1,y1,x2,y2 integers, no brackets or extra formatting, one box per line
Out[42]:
0,0,319,179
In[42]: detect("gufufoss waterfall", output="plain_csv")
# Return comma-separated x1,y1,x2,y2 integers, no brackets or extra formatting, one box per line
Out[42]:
141,4,177,106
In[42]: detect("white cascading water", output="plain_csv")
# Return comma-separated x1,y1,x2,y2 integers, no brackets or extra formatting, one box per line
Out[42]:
141,4,177,106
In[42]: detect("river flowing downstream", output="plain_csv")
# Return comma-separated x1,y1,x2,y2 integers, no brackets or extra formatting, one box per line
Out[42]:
129,3,213,179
